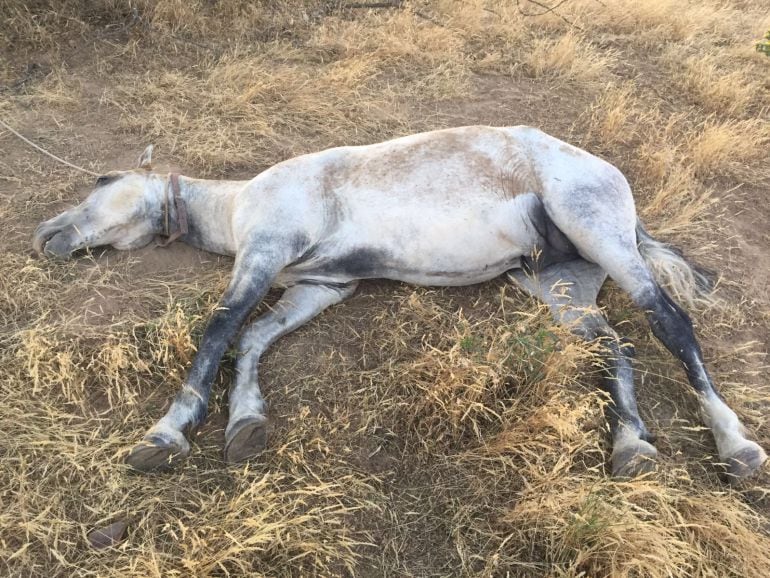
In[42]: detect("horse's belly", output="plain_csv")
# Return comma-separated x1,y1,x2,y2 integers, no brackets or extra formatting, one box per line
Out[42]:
382,225,529,285
282,195,539,286
280,245,524,287
387,254,524,286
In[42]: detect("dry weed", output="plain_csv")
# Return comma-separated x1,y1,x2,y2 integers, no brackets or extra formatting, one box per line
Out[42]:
671,53,759,117
580,82,647,151
577,0,733,44
110,9,479,172
501,476,770,578
525,31,612,82
688,119,770,180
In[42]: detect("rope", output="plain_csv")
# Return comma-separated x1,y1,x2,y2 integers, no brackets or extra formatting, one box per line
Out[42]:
0,118,100,177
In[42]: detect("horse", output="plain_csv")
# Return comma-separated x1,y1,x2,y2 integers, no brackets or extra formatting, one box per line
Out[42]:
32,125,767,480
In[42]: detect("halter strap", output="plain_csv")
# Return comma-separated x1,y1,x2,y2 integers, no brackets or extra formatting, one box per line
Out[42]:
156,173,189,247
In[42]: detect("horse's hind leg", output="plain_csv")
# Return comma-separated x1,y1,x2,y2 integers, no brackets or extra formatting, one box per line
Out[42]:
510,259,657,477
634,282,766,479
541,174,766,480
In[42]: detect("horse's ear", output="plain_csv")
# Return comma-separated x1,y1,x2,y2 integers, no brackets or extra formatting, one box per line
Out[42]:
137,145,154,170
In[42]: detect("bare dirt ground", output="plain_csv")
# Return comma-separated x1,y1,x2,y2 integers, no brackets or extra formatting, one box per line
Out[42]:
2,2,770,577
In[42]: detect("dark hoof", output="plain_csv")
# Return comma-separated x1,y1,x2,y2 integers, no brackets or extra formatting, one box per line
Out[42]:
126,434,189,472
225,416,268,463
724,443,767,482
612,440,658,479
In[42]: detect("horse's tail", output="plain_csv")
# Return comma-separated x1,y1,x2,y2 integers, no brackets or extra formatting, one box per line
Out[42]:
636,219,716,306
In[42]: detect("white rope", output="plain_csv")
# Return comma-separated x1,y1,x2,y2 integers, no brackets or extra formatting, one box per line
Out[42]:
0,118,100,177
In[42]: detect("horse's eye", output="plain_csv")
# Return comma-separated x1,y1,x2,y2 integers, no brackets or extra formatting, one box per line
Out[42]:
96,175,111,186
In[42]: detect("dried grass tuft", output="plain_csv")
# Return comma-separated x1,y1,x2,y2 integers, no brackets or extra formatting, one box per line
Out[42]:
688,119,770,180
576,0,735,44
672,53,760,117
525,31,612,81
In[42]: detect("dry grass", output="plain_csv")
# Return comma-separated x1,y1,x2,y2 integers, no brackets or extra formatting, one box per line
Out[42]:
2,1,770,577
106,8,482,172
524,31,612,81
672,53,760,117
575,0,735,44
688,119,770,180
579,82,644,150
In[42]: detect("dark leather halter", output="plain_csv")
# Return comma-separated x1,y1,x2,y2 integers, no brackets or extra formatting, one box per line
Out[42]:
156,172,189,247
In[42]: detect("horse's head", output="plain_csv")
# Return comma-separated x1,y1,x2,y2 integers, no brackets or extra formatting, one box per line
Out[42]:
33,146,164,259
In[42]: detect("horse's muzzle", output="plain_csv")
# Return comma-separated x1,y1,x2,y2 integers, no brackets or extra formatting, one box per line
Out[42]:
33,222,75,259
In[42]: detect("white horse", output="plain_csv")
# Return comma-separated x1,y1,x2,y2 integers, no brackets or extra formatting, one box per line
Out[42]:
33,126,766,480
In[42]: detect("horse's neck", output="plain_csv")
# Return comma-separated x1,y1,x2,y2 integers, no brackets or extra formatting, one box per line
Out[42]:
177,176,247,256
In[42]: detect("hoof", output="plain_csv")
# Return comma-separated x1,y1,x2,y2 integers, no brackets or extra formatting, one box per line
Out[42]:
723,442,767,482
126,433,190,473
225,416,268,464
611,439,658,479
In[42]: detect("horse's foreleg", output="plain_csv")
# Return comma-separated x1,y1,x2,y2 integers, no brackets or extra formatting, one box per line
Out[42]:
510,259,657,477
224,281,358,463
126,249,286,472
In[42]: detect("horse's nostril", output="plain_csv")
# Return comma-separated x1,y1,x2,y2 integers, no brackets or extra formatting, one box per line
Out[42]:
32,226,61,256
41,231,74,260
